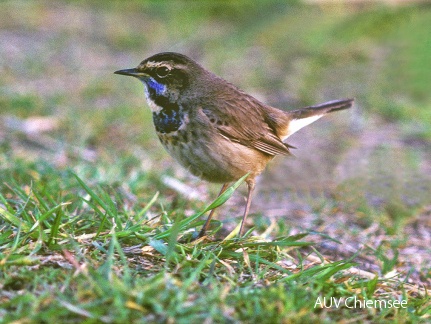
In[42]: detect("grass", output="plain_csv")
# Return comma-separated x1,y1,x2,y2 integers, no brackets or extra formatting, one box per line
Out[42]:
1,0,431,322
1,158,429,322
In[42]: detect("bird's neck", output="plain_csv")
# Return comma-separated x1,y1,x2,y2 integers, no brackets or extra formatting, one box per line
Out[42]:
140,77,185,134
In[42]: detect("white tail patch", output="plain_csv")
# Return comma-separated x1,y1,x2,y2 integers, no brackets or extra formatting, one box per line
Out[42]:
282,115,323,140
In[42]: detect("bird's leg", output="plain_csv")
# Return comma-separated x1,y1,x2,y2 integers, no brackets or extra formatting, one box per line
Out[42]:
198,183,229,238
239,179,255,237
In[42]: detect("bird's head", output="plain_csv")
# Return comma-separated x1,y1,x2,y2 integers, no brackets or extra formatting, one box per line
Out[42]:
115,52,205,110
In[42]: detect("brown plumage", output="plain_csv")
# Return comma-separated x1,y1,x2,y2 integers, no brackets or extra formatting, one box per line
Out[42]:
115,52,354,238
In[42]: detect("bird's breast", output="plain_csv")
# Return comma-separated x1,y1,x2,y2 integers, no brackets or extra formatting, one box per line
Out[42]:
152,104,184,133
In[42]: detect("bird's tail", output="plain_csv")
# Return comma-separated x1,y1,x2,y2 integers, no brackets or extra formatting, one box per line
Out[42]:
281,98,354,139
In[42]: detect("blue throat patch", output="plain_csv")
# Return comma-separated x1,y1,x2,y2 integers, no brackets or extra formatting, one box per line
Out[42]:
144,77,166,96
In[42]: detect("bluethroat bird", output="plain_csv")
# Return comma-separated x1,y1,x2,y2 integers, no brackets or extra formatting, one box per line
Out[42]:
115,52,353,238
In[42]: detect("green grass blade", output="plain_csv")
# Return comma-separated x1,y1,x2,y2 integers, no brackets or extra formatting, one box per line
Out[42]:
47,205,66,247
136,191,159,221
315,262,355,282
0,206,31,231
28,203,70,233
71,171,115,219
220,251,291,274
154,173,249,240
32,189,50,213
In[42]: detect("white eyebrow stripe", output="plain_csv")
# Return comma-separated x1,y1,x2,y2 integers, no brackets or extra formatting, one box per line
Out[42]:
143,61,187,70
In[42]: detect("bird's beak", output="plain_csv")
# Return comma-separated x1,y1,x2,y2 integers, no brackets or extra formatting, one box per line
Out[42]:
114,68,147,77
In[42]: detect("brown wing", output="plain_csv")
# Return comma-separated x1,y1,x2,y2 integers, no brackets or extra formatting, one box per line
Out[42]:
200,91,292,156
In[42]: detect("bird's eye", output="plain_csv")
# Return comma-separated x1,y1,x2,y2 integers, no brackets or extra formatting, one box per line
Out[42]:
155,66,170,78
